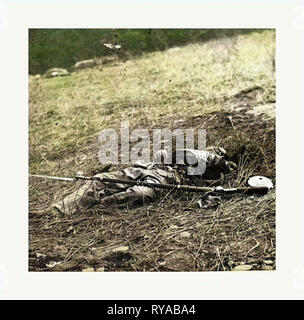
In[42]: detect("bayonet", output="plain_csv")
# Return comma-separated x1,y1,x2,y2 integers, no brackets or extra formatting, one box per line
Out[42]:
29,174,272,195
30,174,76,182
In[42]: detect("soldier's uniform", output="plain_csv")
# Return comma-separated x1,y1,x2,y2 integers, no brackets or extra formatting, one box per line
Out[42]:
53,147,236,214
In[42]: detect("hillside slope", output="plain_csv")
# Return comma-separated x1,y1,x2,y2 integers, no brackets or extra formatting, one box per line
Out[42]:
29,30,275,272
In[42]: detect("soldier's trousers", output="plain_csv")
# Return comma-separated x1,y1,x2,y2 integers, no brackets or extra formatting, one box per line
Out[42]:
53,171,158,215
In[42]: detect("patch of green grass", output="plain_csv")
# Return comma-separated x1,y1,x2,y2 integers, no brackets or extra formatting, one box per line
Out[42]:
29,29,264,74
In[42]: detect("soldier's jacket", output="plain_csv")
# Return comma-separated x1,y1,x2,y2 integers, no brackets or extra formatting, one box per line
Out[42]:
53,147,235,214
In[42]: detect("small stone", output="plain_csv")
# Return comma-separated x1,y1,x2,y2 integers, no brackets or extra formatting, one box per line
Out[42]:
112,246,129,253
74,59,98,70
82,267,95,272
46,261,62,268
96,267,105,272
67,226,74,233
262,265,273,271
232,265,253,271
45,68,69,78
180,231,191,239
36,252,46,258
263,260,273,265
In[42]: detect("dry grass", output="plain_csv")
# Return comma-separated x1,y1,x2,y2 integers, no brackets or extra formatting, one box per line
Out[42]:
29,187,275,272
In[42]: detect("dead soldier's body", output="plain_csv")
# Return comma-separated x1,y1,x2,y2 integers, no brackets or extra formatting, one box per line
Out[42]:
53,147,236,214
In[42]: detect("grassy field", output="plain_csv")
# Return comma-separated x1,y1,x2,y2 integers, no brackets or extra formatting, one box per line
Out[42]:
29,29,262,74
29,29,276,272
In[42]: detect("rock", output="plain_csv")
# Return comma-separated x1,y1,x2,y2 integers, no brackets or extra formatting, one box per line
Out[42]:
263,260,274,265
96,267,105,272
232,264,253,271
82,267,95,272
173,119,184,126
103,43,121,50
180,231,191,239
74,59,99,70
66,226,75,234
248,176,273,189
112,246,129,253
46,261,62,268
43,223,52,230
36,252,46,258
262,265,273,271
45,68,69,78
52,261,78,271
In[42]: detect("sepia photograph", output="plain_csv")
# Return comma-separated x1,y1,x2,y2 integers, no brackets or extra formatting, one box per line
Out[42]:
28,28,276,272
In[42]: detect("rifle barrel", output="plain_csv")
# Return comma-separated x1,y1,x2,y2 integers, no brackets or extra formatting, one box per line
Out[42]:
30,174,76,182
75,176,268,195
30,174,269,195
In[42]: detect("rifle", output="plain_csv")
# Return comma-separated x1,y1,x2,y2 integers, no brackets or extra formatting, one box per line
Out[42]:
29,174,271,195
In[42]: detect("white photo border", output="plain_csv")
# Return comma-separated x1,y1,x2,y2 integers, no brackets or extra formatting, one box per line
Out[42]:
0,0,304,300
